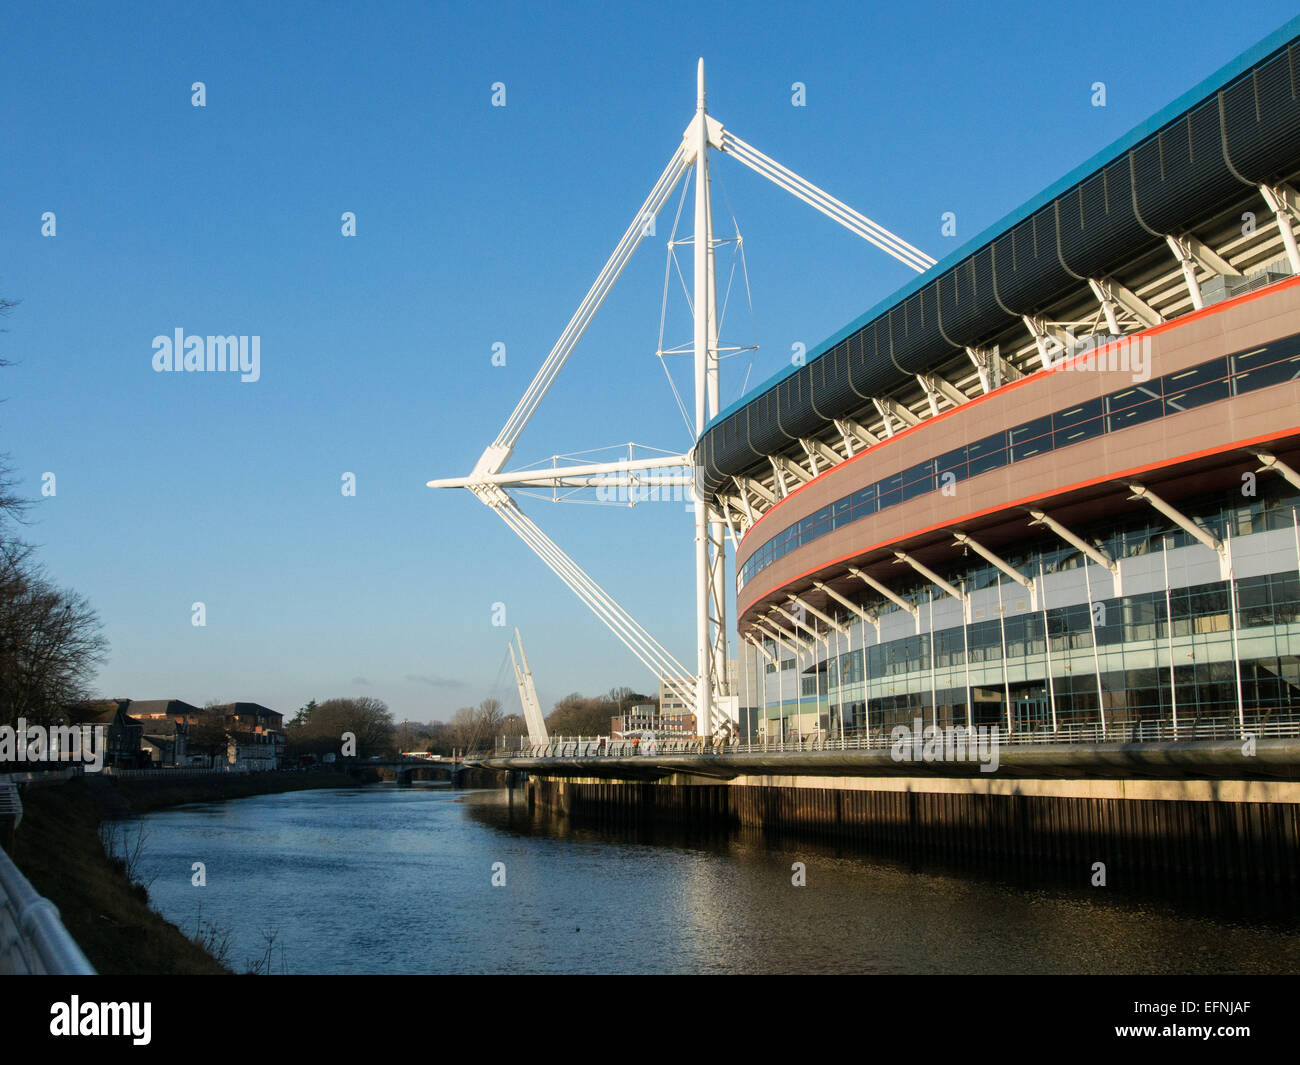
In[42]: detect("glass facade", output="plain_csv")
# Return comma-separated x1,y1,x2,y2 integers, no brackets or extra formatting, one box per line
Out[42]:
738,334,1300,591
740,486,1300,742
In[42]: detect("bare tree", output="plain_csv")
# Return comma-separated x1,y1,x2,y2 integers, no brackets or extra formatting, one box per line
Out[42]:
185,702,232,767
0,296,26,534
0,461,25,534
99,820,155,892
500,712,528,740
546,692,616,736
545,687,656,736
0,549,108,728
474,697,503,737
0,295,108,729
447,705,476,751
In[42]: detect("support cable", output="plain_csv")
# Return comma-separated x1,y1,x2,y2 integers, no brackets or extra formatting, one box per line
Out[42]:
492,145,693,454
723,132,934,272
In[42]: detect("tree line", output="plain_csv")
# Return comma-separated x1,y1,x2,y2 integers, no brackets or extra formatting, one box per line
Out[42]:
0,296,109,730
284,685,658,760
350,686,656,758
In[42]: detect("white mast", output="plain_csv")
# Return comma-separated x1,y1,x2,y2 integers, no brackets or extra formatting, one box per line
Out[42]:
690,58,730,737
508,628,549,745
692,57,717,738
427,59,934,742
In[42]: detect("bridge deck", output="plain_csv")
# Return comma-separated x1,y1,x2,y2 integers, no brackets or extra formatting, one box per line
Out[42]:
482,738,1300,783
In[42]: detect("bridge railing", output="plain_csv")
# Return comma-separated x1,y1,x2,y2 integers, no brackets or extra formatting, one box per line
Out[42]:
501,712,1300,760
102,765,254,779
0,786,96,975
0,766,84,787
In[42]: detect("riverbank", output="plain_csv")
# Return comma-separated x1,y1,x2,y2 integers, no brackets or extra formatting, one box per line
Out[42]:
10,770,357,975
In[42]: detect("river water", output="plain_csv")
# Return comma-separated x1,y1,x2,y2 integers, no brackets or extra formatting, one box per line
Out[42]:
117,783,1300,975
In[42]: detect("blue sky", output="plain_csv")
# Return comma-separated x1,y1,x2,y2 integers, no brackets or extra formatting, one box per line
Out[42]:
2,0,1297,723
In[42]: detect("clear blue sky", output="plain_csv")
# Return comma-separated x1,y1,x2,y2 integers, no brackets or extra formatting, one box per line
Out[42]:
2,0,1296,723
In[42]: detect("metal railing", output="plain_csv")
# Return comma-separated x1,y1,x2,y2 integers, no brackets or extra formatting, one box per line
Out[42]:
0,790,96,975
0,784,20,853
496,713,1300,760
102,765,254,779
0,766,84,787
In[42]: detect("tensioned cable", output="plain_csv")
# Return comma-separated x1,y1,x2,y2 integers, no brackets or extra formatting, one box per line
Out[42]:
488,493,697,704
723,131,935,272
656,167,698,438
493,146,692,451
715,158,760,403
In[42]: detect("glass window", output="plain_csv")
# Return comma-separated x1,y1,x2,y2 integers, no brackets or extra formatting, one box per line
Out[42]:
1105,383,1162,431
1053,398,1104,448
1009,415,1053,461
1163,359,1229,413
877,472,903,509
850,484,878,518
900,459,934,502
967,431,1008,476
1233,343,1300,393
737,336,1300,594
811,506,832,539
935,445,967,486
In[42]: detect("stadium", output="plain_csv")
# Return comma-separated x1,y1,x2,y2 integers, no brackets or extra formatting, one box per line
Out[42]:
698,20,1300,745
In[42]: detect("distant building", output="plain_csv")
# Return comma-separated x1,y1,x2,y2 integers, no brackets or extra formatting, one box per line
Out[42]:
109,699,286,770
124,699,201,766
612,702,696,738
207,702,285,770
658,661,737,731
224,734,279,772
209,702,284,735
140,729,187,766
658,679,688,718
65,700,146,769
124,699,202,724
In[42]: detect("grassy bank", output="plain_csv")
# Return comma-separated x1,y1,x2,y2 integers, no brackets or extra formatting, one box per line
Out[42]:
10,770,356,975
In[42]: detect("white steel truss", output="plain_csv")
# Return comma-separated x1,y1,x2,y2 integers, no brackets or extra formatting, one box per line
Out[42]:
508,628,549,745
429,60,934,736
477,482,699,710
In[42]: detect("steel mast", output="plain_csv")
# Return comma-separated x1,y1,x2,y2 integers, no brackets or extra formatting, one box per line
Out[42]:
427,59,935,742
692,58,720,738
508,628,549,745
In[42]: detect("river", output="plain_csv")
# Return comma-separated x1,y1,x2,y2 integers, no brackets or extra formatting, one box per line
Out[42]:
116,783,1300,975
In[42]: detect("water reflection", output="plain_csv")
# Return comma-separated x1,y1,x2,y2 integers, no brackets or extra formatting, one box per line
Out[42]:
120,785,1300,975
472,785,1300,929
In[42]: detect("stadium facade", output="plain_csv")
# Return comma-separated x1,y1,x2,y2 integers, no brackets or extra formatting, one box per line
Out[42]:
699,19,1300,743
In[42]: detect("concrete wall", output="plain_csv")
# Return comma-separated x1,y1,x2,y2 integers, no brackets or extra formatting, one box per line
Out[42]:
525,773,1300,891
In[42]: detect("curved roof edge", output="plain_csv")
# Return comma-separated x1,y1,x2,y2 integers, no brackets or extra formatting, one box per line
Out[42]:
704,12,1300,436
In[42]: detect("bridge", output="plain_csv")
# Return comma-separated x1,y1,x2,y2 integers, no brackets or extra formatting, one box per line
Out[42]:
359,755,471,787
479,715,1300,783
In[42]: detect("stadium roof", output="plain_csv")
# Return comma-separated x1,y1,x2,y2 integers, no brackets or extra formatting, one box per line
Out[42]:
699,14,1300,501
